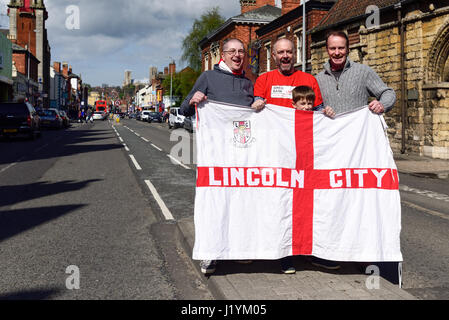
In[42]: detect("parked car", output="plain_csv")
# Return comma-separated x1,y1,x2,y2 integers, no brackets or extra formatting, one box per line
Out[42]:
0,102,41,139
141,110,151,121
59,110,70,127
168,107,185,129
147,112,163,123
93,111,107,120
38,108,64,129
135,112,142,121
183,114,197,133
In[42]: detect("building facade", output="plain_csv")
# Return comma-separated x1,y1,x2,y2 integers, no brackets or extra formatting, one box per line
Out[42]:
311,0,449,159
8,0,51,107
0,31,14,102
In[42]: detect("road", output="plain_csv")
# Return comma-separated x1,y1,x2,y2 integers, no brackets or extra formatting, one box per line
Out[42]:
0,120,211,300
114,118,449,300
1,117,448,300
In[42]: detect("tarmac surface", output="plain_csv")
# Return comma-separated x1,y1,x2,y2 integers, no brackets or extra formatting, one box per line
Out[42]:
176,153,449,300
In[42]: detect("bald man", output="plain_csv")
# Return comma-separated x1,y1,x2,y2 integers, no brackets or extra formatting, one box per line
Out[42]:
252,38,323,110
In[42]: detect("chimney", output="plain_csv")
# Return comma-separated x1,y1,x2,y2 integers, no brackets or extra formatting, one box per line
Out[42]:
169,62,176,75
240,0,276,14
164,67,168,75
281,0,301,15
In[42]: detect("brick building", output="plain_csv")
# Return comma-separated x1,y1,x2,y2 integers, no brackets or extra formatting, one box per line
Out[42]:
310,0,449,159
199,0,282,82
7,0,51,107
255,0,336,74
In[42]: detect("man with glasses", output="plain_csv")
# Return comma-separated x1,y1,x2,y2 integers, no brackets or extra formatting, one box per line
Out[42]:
180,38,254,275
252,38,323,110
180,38,253,118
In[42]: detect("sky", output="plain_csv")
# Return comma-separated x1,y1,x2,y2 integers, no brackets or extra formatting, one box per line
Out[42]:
0,0,242,87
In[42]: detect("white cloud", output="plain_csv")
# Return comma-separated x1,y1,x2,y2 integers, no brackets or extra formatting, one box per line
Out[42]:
1,0,241,86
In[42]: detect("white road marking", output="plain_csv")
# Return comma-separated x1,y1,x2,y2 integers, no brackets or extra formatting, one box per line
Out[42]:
144,179,174,220
402,200,449,221
0,156,25,174
34,143,49,152
151,144,162,151
129,155,142,170
400,185,449,202
135,133,141,137
123,144,130,152
118,137,124,143
141,137,149,142
167,154,191,170
0,162,17,174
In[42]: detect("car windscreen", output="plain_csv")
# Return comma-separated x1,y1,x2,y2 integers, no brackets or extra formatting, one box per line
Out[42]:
38,110,56,117
149,112,159,116
0,103,28,115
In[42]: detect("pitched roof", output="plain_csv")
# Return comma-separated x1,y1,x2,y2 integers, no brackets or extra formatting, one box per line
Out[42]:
199,5,282,47
315,0,400,31
231,4,282,23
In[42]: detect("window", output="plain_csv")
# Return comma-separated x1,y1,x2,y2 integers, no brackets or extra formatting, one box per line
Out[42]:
210,42,220,66
204,52,210,71
265,42,271,71
294,29,303,65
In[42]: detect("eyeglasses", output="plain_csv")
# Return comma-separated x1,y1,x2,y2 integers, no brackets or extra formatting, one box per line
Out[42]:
223,49,246,56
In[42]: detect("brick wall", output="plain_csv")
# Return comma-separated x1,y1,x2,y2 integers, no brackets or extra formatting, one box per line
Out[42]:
257,10,330,74
240,0,276,14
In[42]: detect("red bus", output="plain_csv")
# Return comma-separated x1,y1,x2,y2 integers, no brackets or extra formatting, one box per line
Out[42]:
95,100,108,113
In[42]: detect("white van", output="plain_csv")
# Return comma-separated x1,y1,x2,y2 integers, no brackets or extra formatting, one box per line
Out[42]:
168,107,185,129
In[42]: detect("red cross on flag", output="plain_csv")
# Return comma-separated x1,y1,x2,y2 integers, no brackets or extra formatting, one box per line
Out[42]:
193,101,402,262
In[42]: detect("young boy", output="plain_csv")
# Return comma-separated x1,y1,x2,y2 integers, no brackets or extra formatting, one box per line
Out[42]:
292,86,335,118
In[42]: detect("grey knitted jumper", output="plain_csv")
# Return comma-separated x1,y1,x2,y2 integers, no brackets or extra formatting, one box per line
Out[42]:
315,58,396,115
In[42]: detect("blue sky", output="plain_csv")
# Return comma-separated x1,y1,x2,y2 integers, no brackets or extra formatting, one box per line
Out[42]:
0,0,242,87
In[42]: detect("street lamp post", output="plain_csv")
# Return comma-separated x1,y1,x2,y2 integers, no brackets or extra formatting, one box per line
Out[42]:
168,56,174,108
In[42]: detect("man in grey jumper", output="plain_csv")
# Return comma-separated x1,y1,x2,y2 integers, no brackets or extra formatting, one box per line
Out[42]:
180,39,254,118
315,31,396,115
180,38,254,276
314,31,401,285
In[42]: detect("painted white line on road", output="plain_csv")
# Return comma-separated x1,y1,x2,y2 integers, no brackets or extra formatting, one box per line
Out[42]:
129,155,142,170
151,144,162,151
402,200,449,221
118,137,124,143
0,162,17,174
144,179,174,221
123,144,130,152
135,133,141,137
0,156,25,174
141,137,149,142
34,143,49,153
167,154,191,170
400,185,449,202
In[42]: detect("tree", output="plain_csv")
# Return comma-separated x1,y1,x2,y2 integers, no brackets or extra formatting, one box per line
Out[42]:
162,68,201,103
181,7,225,71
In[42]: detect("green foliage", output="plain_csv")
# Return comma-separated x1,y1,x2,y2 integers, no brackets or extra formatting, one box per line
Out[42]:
181,7,225,71
162,68,201,101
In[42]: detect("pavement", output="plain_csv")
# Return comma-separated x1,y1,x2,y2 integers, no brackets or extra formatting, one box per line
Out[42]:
174,153,449,300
